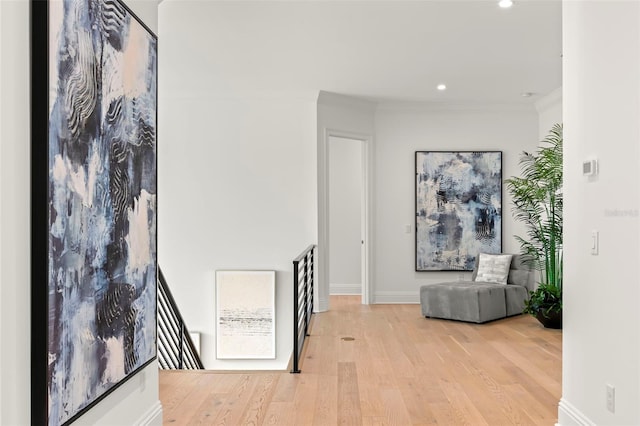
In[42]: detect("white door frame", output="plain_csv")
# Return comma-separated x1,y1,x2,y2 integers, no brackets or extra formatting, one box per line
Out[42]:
319,129,373,307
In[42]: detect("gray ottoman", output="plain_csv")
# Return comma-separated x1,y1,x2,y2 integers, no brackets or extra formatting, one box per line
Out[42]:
420,282,507,323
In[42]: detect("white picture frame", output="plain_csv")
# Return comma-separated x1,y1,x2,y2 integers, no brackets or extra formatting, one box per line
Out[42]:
215,270,276,359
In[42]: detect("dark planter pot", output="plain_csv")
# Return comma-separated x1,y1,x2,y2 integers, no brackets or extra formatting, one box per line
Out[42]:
535,309,562,329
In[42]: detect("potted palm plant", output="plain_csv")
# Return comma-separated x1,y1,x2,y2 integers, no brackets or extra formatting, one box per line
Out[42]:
506,123,563,329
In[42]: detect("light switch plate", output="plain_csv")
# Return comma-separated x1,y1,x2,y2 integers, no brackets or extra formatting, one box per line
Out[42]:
583,159,598,176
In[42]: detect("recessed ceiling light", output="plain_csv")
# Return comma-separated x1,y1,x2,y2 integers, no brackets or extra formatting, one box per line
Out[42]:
499,0,513,8
437,84,447,91
521,92,534,98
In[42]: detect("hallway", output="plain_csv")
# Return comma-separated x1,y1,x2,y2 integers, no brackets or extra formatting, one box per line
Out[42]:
160,295,561,425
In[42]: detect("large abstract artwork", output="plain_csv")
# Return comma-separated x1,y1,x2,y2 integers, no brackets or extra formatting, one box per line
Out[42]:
31,0,158,424
216,271,276,359
415,151,502,271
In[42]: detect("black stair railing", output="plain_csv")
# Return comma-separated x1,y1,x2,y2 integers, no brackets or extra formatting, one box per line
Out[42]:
291,244,316,374
157,268,204,369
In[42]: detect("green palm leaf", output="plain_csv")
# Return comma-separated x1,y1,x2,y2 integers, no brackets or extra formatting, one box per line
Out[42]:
505,123,563,315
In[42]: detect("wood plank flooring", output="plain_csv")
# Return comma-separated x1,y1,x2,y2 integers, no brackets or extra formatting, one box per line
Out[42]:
160,295,561,425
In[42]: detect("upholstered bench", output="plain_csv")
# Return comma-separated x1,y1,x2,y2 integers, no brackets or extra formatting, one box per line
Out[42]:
419,254,535,323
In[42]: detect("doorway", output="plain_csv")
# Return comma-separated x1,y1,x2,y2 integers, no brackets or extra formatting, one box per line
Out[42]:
324,133,370,305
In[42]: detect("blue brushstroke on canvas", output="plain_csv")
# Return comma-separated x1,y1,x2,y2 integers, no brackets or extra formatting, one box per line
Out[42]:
416,152,502,271
47,0,157,424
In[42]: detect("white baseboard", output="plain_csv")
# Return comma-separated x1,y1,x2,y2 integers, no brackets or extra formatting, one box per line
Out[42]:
330,283,361,295
373,291,420,304
136,400,163,426
557,398,595,426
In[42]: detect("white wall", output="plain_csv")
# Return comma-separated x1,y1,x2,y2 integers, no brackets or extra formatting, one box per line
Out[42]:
0,0,161,424
329,137,363,294
157,91,317,370
560,2,640,425
0,0,4,418
317,92,376,309
0,3,30,422
373,103,539,303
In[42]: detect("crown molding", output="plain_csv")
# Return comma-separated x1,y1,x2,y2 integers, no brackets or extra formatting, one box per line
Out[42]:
376,100,537,113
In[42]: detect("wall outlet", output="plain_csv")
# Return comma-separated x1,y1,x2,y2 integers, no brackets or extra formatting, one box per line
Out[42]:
606,384,615,413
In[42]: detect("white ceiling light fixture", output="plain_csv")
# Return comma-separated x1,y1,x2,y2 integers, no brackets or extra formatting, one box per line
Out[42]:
437,84,447,91
499,0,513,9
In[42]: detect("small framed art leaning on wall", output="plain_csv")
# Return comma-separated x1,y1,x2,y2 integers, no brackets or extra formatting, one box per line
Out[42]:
216,270,277,360
415,151,502,271
31,0,158,424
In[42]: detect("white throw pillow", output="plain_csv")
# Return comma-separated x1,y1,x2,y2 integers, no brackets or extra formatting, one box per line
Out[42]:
474,253,513,284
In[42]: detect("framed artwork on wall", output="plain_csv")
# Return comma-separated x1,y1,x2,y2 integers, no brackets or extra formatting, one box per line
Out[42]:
216,270,276,360
415,151,502,271
31,0,158,424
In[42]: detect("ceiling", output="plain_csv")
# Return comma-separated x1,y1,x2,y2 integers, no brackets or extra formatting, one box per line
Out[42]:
160,0,562,105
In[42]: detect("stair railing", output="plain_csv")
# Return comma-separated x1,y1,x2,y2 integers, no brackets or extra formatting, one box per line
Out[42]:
157,268,204,369
291,244,316,373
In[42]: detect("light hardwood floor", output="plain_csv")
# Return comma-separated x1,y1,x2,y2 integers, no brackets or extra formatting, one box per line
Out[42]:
160,295,562,425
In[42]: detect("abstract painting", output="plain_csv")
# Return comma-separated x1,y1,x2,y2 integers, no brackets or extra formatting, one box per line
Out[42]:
216,271,276,359
30,0,157,424
415,151,502,271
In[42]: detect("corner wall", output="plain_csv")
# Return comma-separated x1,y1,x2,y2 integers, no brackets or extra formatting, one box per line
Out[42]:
0,1,161,424
560,1,640,424
536,87,562,140
373,103,539,303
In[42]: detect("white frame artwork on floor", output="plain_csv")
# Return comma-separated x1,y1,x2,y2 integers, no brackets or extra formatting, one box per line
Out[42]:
215,270,276,359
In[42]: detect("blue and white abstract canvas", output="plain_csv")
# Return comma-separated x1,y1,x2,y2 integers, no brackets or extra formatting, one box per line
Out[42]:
45,0,157,424
416,151,502,271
